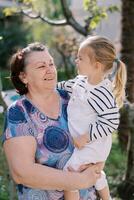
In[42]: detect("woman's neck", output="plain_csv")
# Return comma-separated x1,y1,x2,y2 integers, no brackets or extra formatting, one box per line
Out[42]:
26,88,57,105
26,88,60,119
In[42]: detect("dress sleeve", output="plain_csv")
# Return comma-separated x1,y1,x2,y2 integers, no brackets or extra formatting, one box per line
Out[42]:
87,85,120,141
2,103,35,143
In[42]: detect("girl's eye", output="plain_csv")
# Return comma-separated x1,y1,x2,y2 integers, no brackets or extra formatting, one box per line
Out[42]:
76,57,82,60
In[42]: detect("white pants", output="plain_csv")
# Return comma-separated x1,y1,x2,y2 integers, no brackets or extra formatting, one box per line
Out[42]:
64,135,112,190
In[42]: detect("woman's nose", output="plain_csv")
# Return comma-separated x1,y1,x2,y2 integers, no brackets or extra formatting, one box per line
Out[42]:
46,66,55,74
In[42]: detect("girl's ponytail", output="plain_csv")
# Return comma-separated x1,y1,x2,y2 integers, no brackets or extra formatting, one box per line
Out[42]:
112,60,127,108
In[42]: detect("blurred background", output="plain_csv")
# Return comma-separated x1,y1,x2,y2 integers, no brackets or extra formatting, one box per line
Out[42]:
0,0,134,199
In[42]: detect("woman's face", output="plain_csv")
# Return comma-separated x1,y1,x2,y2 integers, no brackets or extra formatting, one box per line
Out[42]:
20,50,57,92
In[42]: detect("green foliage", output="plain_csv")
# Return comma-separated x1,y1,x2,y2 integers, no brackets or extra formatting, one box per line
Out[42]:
105,134,127,197
21,0,64,19
0,111,9,199
3,7,18,17
83,0,119,31
28,20,53,45
0,70,14,91
0,10,33,69
107,5,120,13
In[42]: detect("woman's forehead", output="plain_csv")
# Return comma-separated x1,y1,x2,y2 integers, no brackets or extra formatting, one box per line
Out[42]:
26,50,53,64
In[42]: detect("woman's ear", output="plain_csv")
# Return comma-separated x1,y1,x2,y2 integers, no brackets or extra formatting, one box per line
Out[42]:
19,72,27,84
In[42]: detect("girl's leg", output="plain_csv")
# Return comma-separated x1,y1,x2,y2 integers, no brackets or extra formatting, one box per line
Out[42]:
98,186,111,200
95,171,111,200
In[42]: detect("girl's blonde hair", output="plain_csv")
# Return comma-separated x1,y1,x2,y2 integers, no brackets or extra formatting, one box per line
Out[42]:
80,36,127,108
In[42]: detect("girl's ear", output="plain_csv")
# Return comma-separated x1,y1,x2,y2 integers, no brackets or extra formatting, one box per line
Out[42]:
95,62,104,71
19,72,27,84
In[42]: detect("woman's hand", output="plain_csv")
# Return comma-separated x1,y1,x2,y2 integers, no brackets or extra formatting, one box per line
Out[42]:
68,162,104,189
78,162,105,172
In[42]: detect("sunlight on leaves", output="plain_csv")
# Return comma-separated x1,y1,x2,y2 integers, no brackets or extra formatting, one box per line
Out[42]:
3,8,17,16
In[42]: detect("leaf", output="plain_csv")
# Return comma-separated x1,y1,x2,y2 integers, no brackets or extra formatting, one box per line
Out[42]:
89,15,103,30
90,19,97,29
101,11,107,18
3,8,17,16
83,0,90,10
83,0,97,11
107,5,119,13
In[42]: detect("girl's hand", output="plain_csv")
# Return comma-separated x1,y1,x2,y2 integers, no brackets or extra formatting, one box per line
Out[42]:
73,133,89,149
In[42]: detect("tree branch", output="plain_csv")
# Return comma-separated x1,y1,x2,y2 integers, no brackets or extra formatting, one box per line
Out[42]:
60,0,87,36
21,9,67,26
20,0,88,36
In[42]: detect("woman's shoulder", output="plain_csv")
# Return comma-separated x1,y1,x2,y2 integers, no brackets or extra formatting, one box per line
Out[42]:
6,96,28,124
7,95,26,113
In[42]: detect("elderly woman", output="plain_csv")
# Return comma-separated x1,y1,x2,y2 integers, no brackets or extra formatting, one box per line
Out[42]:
2,43,102,200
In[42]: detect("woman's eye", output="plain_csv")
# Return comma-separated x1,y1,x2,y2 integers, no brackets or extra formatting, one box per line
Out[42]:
50,63,54,66
38,65,46,69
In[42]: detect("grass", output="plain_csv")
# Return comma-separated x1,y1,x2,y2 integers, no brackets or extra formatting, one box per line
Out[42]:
105,134,127,199
0,112,10,200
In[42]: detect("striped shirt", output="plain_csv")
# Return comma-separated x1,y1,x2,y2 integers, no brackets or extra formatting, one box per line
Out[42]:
57,75,120,141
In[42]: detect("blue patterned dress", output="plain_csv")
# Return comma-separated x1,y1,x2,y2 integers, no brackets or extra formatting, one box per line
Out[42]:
2,89,97,200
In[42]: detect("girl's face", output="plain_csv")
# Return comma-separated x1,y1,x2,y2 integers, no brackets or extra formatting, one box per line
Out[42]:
19,50,57,93
75,47,97,78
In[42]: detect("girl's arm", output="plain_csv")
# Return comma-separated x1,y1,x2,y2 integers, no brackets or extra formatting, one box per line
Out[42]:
4,136,101,191
87,85,120,141
57,78,76,95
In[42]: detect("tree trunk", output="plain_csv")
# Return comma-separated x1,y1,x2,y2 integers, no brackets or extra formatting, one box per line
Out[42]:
118,0,134,199
118,0,134,150
118,106,129,150
118,104,134,199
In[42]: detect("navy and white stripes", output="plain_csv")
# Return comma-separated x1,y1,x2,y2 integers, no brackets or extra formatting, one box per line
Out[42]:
87,85,119,141
57,77,120,141
57,79,75,95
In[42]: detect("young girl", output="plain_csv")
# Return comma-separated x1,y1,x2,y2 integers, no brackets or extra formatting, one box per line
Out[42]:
58,36,127,200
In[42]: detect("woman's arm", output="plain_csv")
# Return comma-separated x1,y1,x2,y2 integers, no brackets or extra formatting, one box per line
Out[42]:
4,136,101,191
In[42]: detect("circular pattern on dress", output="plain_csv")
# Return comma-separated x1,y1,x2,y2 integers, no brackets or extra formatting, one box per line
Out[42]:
26,189,49,200
43,126,69,153
56,153,72,169
9,105,27,124
39,113,47,122
23,99,35,114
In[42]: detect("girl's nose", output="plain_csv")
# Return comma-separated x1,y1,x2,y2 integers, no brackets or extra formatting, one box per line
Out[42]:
75,58,78,64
